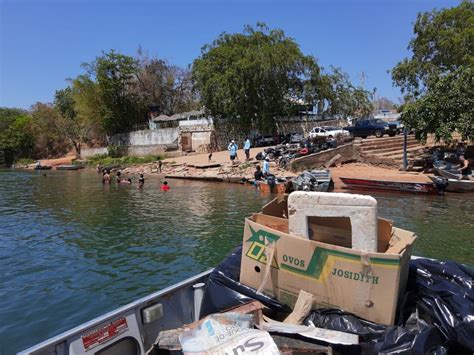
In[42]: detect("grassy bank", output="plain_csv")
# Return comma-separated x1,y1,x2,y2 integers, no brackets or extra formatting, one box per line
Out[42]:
85,154,163,167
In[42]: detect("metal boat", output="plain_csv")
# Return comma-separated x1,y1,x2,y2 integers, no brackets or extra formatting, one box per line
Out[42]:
433,160,463,179
340,177,442,194
429,176,474,192
291,170,332,192
56,164,85,171
20,270,211,355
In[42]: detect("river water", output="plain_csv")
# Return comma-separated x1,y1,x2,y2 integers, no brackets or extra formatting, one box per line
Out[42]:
0,169,472,354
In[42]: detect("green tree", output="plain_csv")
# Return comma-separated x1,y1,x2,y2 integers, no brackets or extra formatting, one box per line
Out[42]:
30,102,70,158
54,87,94,158
0,108,35,163
304,66,372,119
192,23,310,131
392,1,474,142
83,50,147,135
134,48,198,116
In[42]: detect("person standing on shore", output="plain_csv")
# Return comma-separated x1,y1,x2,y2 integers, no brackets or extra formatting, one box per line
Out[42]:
228,140,238,165
262,158,270,177
158,160,163,173
244,138,251,161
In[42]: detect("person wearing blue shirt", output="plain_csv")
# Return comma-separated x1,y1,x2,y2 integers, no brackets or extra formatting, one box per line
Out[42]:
262,158,270,176
228,140,238,165
244,138,251,161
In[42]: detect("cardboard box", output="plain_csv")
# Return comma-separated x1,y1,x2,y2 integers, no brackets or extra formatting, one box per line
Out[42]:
240,195,416,325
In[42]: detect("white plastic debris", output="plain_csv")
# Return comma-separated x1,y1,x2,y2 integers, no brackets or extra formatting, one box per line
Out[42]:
288,191,378,252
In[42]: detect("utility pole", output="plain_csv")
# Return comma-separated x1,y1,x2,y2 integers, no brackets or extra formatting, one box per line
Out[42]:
403,128,408,171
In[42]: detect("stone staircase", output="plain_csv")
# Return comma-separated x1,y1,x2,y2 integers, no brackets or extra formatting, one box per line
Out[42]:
356,135,430,170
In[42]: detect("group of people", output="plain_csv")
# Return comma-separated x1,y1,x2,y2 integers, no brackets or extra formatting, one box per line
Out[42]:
101,169,171,189
227,138,252,164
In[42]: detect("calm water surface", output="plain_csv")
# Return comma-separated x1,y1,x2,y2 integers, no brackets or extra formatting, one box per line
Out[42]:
0,169,472,354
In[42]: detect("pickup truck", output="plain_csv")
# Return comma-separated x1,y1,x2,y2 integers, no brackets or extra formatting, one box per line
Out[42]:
309,126,351,139
345,119,398,138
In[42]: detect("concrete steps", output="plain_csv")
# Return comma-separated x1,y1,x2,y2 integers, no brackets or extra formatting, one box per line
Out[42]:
357,134,429,169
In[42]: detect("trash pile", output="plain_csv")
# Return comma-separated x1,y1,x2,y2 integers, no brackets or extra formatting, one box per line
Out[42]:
148,192,473,354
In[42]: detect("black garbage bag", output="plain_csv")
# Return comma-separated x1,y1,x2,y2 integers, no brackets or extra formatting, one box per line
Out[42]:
199,245,290,318
303,258,474,354
407,258,474,351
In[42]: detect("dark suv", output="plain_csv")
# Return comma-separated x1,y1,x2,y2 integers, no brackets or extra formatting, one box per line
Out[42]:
346,119,398,138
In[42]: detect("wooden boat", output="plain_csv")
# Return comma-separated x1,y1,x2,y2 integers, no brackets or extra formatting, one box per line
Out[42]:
429,176,474,192
34,165,52,170
56,164,85,171
340,177,441,194
292,169,332,192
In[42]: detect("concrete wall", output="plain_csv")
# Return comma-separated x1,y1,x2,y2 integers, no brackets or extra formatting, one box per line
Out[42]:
290,143,357,171
126,145,166,157
80,147,108,159
110,128,179,146
276,118,347,136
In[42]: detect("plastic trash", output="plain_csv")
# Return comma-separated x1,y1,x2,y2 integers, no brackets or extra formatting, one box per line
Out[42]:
304,258,474,354
179,313,279,354
199,246,290,318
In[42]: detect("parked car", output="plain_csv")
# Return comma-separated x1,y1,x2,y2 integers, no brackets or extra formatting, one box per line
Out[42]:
289,132,304,143
309,126,351,139
345,119,398,138
256,134,275,147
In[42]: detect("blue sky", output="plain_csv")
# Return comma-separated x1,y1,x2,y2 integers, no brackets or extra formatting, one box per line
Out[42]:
0,0,460,109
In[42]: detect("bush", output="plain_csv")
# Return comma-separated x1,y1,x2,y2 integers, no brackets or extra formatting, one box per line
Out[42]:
85,154,163,167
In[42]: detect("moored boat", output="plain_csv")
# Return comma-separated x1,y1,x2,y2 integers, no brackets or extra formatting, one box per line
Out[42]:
292,169,332,192
340,177,442,194
433,160,462,179
34,165,52,170
56,164,85,171
429,176,474,192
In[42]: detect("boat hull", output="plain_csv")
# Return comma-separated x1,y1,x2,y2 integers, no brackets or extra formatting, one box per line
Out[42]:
430,176,474,192
340,177,440,194
34,166,52,170
56,165,85,170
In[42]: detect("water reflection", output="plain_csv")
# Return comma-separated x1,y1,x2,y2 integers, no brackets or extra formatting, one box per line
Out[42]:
0,169,472,354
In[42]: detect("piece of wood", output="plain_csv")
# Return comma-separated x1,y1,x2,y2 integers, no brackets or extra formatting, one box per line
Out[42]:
323,153,342,168
272,335,333,354
283,290,316,325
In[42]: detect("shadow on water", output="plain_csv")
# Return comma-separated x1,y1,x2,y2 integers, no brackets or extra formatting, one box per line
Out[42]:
0,169,472,353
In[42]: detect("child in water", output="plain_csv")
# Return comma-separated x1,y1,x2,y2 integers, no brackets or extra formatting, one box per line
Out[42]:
138,174,145,188
160,180,170,190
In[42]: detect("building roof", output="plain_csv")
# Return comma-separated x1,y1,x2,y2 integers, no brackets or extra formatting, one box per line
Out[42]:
151,109,205,122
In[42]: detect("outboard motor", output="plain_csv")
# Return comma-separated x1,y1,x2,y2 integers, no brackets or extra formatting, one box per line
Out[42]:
432,176,448,194
266,175,277,192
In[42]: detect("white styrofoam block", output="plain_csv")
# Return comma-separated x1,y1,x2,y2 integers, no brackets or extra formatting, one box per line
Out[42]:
288,191,378,252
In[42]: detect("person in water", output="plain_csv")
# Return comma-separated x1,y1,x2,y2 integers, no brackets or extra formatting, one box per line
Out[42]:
254,165,264,181
116,171,122,183
102,170,111,184
138,173,145,188
458,155,472,180
160,180,170,190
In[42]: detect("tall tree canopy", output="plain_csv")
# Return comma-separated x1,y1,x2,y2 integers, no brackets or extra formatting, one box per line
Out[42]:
0,108,35,163
392,1,473,142
193,24,371,131
193,23,309,131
